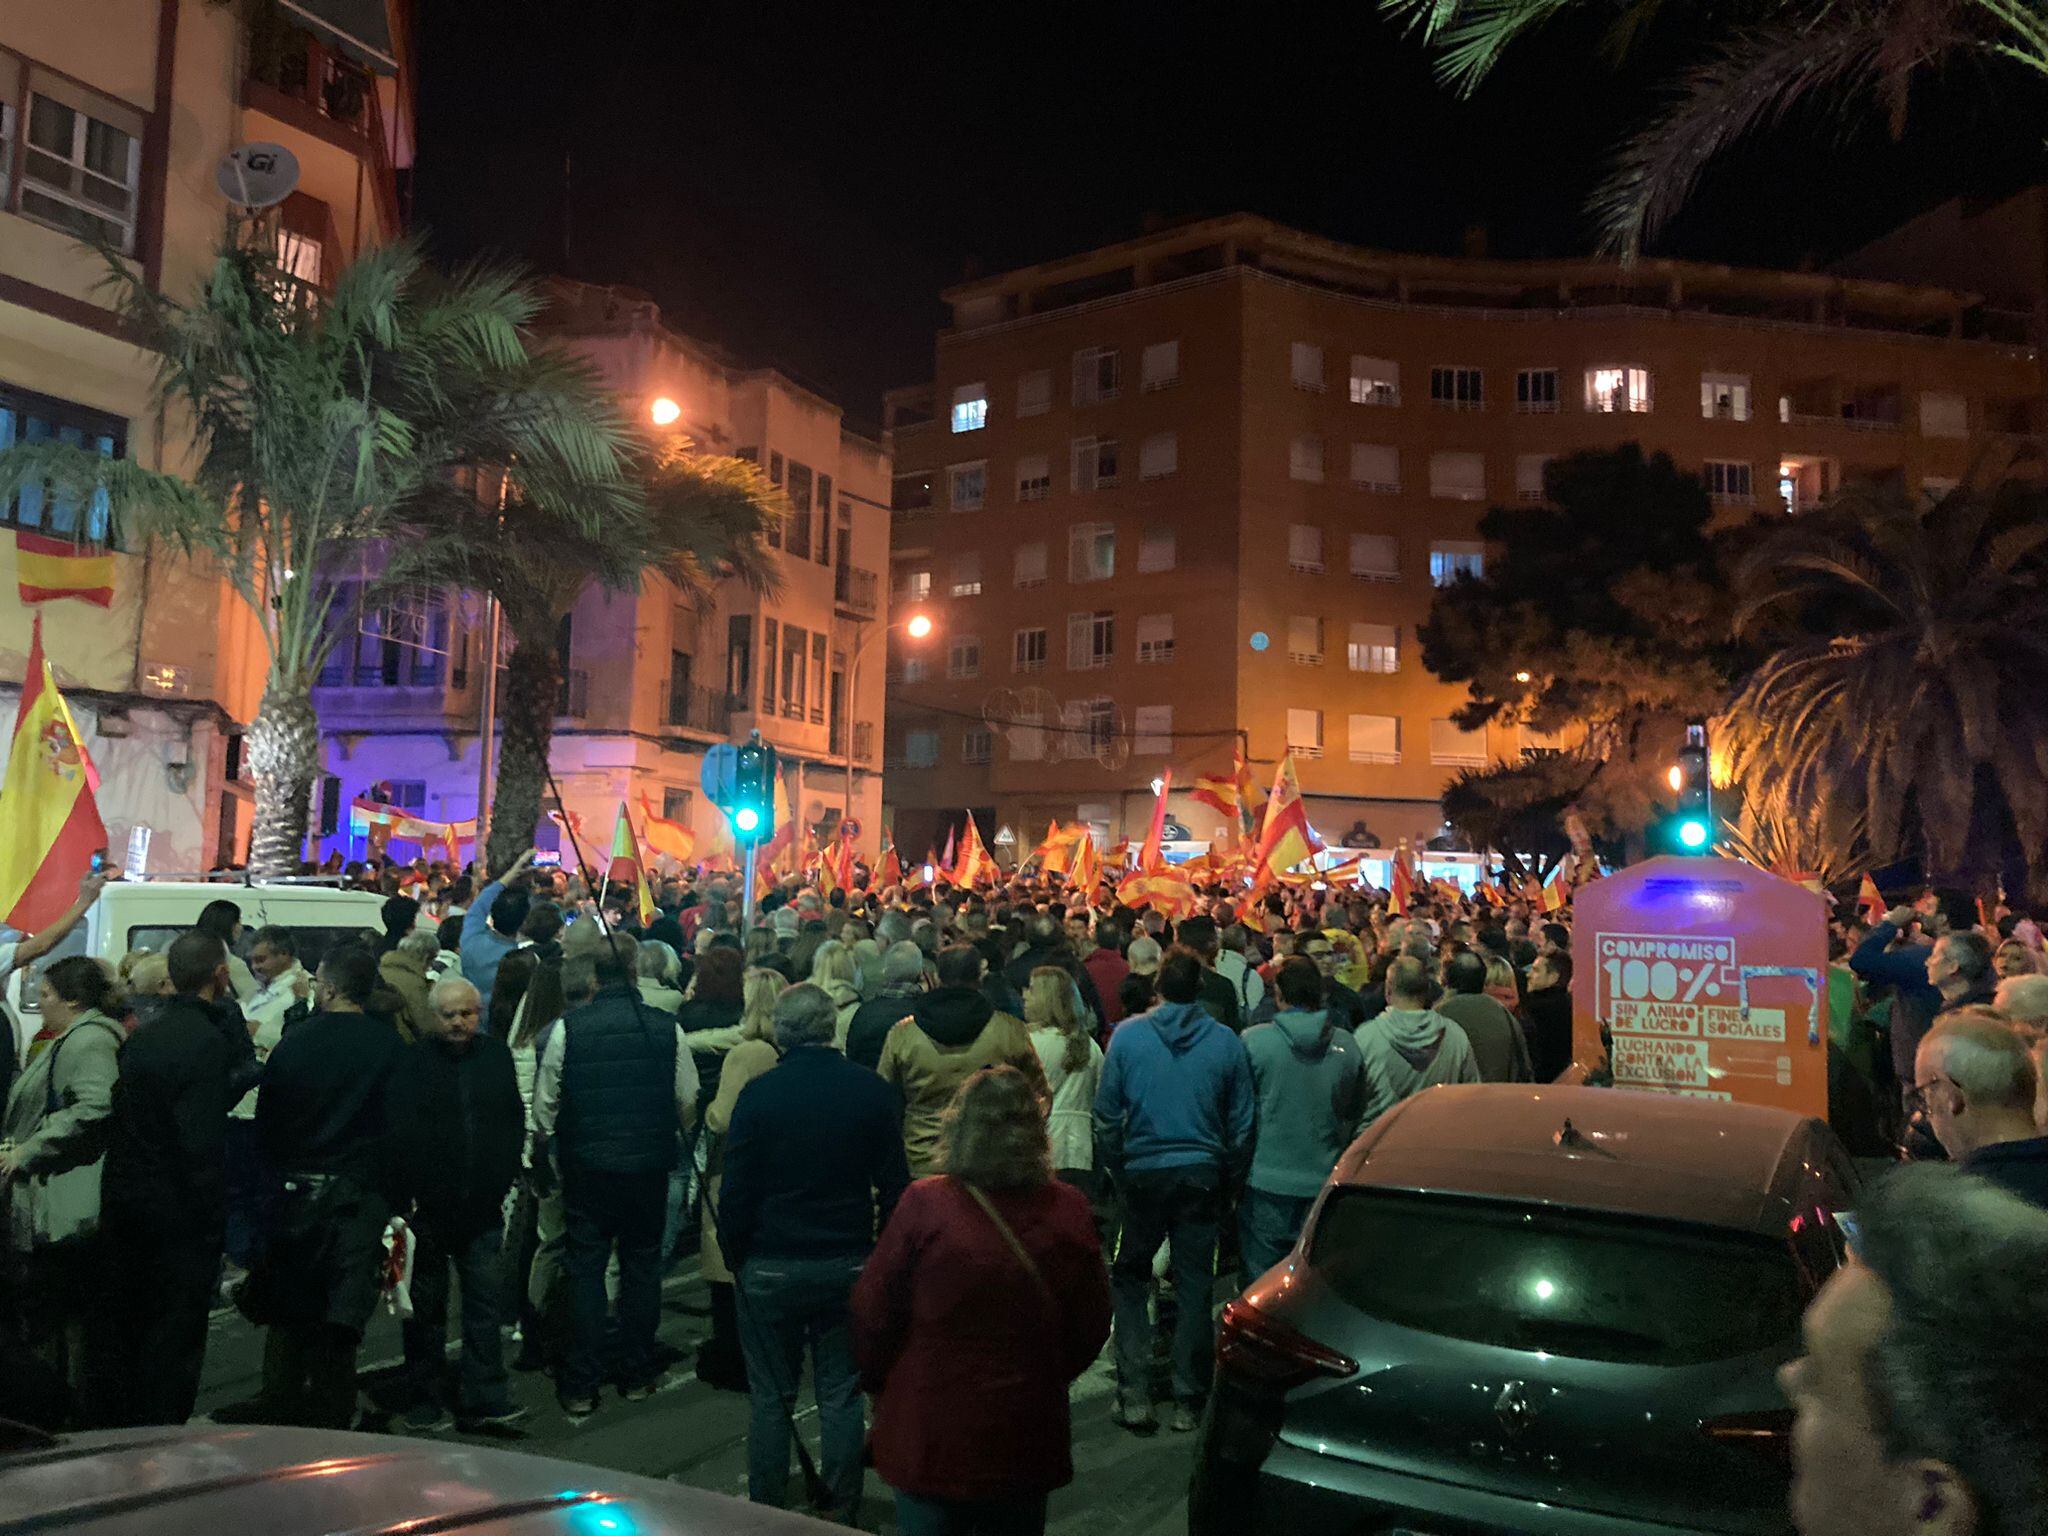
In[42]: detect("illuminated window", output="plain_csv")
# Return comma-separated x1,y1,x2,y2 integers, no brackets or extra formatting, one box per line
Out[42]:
1430,541,1485,584
950,383,988,433
1349,356,1400,406
1701,374,1751,421
1585,366,1653,413
1347,623,1398,674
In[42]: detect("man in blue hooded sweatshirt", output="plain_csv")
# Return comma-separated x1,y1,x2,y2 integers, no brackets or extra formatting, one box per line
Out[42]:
1094,947,1255,1434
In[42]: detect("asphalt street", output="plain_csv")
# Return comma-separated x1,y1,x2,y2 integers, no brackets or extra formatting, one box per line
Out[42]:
192,1257,1196,1536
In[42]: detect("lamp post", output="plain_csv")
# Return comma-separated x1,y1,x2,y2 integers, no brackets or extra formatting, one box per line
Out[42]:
845,610,934,831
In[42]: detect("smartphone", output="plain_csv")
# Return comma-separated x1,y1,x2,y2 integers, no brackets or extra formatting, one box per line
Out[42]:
89,850,107,876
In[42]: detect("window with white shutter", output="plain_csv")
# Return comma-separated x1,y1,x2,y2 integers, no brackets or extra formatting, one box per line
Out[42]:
1141,340,1180,391
1287,524,1324,573
1515,454,1552,503
948,552,982,597
1430,718,1489,766
1921,392,1968,438
1287,615,1323,665
1012,711,1045,760
1133,705,1173,755
1350,534,1398,581
1016,369,1052,417
1139,431,1178,479
1289,434,1325,482
1291,342,1325,390
1286,708,1324,757
1069,523,1116,582
1350,443,1399,492
1137,526,1176,573
1013,541,1048,588
1347,622,1398,673
1072,348,1120,405
1136,612,1175,665
1015,452,1051,501
1429,451,1486,501
1348,713,1400,764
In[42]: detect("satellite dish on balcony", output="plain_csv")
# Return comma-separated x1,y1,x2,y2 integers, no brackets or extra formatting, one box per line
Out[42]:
215,143,301,210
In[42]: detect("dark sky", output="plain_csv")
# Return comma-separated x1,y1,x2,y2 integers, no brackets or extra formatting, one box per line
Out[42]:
413,2,2047,432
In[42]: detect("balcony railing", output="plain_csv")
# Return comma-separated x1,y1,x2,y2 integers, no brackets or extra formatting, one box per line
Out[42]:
853,721,875,763
835,565,879,618
664,683,732,734
558,668,589,718
244,24,400,233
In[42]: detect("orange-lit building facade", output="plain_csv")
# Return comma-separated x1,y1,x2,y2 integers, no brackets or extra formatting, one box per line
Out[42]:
884,215,2041,857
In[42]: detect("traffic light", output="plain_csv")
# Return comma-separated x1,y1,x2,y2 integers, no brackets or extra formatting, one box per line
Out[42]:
1673,721,1712,852
730,734,777,842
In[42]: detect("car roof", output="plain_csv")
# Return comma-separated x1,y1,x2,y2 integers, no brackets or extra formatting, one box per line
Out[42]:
1333,1084,1822,1236
0,1426,840,1535
102,881,384,905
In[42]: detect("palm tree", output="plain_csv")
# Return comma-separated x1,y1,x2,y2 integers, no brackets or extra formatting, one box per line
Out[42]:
401,438,781,873
0,231,637,876
1383,0,2048,255
1720,477,2048,894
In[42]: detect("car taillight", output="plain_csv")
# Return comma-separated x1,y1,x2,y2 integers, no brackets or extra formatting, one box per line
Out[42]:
1700,1409,1793,1466
1216,1297,1357,1391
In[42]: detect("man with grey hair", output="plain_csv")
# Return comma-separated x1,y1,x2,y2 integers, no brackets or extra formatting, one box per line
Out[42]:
1912,1015,2048,1208
1782,1162,2048,1536
844,940,928,1071
720,983,909,1520
874,908,912,949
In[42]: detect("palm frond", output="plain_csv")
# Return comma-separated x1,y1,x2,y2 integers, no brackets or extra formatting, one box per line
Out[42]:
0,442,225,555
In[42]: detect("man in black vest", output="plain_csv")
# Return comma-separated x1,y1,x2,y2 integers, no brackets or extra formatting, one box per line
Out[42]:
532,921,699,1417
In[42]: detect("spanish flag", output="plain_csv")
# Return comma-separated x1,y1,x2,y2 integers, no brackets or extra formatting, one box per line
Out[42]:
1389,844,1416,916
877,844,903,888
1252,751,1321,884
1190,770,1237,822
1118,865,1196,917
1067,829,1099,895
1856,874,1885,923
822,825,857,894
1235,747,1265,843
1539,855,1572,914
0,615,107,931
951,813,997,887
15,531,113,608
637,793,696,863
607,801,656,925
1137,768,1171,873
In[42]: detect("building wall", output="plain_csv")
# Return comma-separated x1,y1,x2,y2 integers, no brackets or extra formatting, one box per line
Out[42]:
885,217,2041,853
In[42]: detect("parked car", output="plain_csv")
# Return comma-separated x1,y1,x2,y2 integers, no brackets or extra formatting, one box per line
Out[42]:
0,1422,839,1534
1190,1083,1861,1536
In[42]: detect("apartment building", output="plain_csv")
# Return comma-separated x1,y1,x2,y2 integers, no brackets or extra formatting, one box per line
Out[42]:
312,279,894,863
884,214,2041,857
0,0,412,873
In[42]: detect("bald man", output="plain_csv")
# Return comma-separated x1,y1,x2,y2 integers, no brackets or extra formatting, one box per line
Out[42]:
1913,1013,2048,1209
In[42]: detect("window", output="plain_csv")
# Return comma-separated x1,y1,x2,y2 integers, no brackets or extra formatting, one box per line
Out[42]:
1430,367,1484,410
1133,705,1173,755
898,567,932,601
1017,368,1053,417
948,552,983,597
947,461,986,512
1015,452,1051,501
1350,443,1399,493
1287,615,1324,665
1141,340,1180,391
0,73,14,204
1349,713,1400,764
1289,433,1325,483
1138,431,1178,479
769,451,784,486
905,729,941,768
962,727,993,765
1083,698,1118,757
901,655,930,684
1921,392,1969,438
1703,460,1754,504
1138,525,1176,573
948,635,982,678
1515,454,1553,503
1586,366,1653,413
275,224,322,296
1011,711,1045,761
781,623,808,716
1068,611,1115,670
0,384,124,539
1516,369,1560,413
950,383,989,433
1071,436,1119,490
726,613,752,698
1350,533,1399,582
786,462,813,558
813,475,832,567
667,649,694,724
1429,451,1486,501
1701,374,1752,421
761,617,779,710
1430,540,1486,584
1069,521,1116,581
1136,612,1175,664
1287,708,1324,757
1288,523,1324,573
20,86,143,251
811,632,827,717
1072,347,1120,405
1349,356,1400,407
1430,718,1489,767
1013,541,1048,588
1347,622,1398,673
1291,342,1326,390
892,471,934,512
662,787,692,823
1013,627,1048,673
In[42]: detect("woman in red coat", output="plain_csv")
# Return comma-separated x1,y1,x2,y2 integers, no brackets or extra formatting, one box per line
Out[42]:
851,1066,1112,1536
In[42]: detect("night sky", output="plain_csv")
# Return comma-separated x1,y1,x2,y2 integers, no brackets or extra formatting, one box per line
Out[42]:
413,1,2048,431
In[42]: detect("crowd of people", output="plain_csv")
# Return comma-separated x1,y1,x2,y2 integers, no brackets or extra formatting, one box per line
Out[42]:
3,849,2048,1535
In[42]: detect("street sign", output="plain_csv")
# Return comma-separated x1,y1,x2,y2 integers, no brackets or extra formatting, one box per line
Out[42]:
840,817,862,840
1571,856,1827,1118
700,743,740,807
994,824,1017,846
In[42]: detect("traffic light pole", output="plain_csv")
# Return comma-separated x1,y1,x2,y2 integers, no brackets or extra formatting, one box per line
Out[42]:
741,834,760,928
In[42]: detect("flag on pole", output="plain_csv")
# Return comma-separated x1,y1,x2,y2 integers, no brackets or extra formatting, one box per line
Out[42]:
822,825,857,894
607,802,655,925
1190,770,1237,822
1539,855,1572,914
15,531,114,608
1235,747,1265,844
1138,769,1171,873
637,793,695,862
0,616,107,932
1118,865,1197,917
1251,751,1321,885
939,823,957,873
1389,842,1416,916
877,844,904,888
951,814,996,887
1068,829,1099,896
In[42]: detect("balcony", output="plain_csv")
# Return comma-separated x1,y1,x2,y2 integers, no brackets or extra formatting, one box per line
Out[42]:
835,565,879,619
854,721,875,763
1780,380,1904,434
558,669,590,719
243,21,400,234
664,683,732,735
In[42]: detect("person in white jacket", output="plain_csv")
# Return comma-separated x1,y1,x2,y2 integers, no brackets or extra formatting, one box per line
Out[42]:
1215,924,1267,1022
1022,966,1105,1204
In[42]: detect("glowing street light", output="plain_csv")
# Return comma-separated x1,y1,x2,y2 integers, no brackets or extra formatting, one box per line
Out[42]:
1514,670,1532,683
1668,764,1684,791
649,395,682,427
905,612,934,639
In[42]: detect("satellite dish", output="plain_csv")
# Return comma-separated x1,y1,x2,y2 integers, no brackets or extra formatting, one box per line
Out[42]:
216,143,300,210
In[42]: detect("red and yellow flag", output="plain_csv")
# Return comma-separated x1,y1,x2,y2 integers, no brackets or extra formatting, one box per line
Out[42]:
1190,770,1237,822
606,802,656,925
15,531,114,608
1235,747,1265,844
1252,751,1321,884
1067,829,1100,895
1539,855,1571,914
1118,865,1196,917
1138,768,1171,873
822,825,857,894
637,793,695,863
0,615,107,931
1856,874,1885,923
951,814,997,887
1389,842,1417,915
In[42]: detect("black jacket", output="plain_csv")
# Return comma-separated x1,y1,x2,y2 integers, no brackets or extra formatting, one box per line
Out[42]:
677,992,743,1108
719,1043,910,1270
101,993,241,1238
557,981,680,1177
1523,986,1575,1084
1196,969,1242,1034
257,1009,405,1187
1963,1137,2048,1211
385,1033,523,1240
846,985,921,1072
1003,943,1106,1027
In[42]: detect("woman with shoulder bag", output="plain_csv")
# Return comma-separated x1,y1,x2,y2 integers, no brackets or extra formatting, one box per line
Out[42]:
0,957,126,1407
851,1066,1112,1536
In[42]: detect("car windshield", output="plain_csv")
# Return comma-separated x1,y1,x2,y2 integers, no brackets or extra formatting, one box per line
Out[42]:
1309,1188,1804,1366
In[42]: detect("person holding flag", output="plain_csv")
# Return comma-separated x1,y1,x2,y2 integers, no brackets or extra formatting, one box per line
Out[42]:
1248,751,1321,895
950,814,997,888
607,804,657,928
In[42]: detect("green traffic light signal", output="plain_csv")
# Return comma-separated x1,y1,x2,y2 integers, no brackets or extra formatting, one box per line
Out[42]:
728,735,777,842
733,805,760,834
1678,818,1709,849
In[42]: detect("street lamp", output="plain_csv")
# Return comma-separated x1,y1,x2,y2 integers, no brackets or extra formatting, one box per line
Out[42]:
649,395,682,427
1667,764,1684,791
1514,670,1532,684
844,609,937,828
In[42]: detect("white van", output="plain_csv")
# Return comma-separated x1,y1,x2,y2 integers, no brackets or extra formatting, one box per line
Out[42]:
5,879,388,1060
